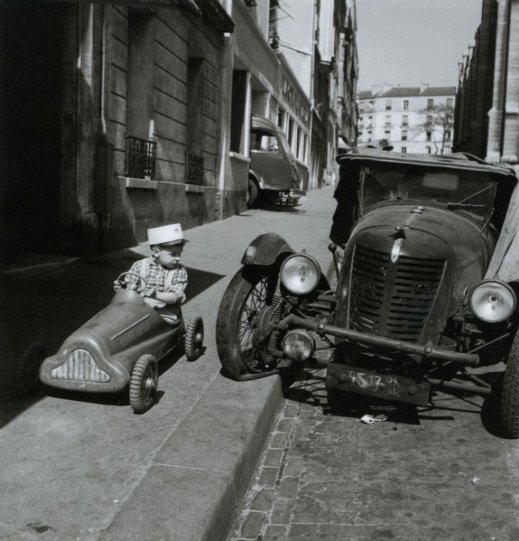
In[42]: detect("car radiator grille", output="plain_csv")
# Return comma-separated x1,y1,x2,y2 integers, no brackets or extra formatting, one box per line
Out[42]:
51,349,110,383
349,245,446,341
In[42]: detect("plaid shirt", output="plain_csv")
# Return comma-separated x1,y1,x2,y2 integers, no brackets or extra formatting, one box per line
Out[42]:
127,257,188,304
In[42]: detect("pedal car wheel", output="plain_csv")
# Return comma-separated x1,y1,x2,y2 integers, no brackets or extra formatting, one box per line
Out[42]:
14,342,47,397
185,316,204,362
129,354,158,414
496,330,519,438
216,266,281,380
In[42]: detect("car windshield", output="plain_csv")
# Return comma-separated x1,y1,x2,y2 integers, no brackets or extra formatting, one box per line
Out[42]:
360,164,497,224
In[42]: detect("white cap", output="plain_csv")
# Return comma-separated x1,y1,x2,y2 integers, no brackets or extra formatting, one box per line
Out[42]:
147,223,187,246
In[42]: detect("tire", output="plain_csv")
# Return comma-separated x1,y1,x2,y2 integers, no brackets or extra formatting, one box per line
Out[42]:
129,354,158,414
14,342,47,397
185,316,204,362
216,266,282,380
496,330,519,438
248,179,259,208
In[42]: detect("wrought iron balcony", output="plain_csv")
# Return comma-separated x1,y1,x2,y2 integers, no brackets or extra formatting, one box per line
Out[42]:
126,136,157,180
186,152,205,185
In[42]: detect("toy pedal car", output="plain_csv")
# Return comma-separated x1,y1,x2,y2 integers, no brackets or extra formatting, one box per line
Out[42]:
25,272,204,413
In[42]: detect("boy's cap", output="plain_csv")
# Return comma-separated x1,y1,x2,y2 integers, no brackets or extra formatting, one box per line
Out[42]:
147,223,188,246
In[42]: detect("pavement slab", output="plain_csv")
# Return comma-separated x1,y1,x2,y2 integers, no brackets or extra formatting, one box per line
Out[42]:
1,186,338,541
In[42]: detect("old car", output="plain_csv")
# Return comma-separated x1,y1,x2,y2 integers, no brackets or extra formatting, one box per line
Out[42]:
17,272,204,413
248,115,306,207
216,149,519,438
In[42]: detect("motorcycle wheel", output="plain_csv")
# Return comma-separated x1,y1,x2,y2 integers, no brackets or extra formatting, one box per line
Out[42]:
216,266,281,380
496,330,519,438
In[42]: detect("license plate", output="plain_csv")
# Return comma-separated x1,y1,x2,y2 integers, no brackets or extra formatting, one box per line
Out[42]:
326,363,430,406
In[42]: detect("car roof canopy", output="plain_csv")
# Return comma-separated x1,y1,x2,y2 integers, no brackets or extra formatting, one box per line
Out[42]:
336,149,518,181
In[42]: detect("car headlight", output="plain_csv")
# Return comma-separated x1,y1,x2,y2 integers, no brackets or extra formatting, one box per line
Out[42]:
470,280,516,323
281,330,315,361
280,253,321,295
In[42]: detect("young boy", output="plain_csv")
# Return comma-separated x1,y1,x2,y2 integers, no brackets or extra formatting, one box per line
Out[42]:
115,223,188,324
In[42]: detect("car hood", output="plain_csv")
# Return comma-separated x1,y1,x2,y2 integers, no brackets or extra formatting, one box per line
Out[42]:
350,203,495,273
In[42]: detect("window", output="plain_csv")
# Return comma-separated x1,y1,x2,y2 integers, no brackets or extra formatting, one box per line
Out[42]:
402,115,408,127
277,107,285,129
426,131,432,142
287,117,294,147
230,70,248,154
446,97,454,108
427,98,434,109
384,115,391,127
384,130,391,137
385,99,392,110
403,100,409,110
401,147,407,153
426,146,432,154
126,10,155,178
401,131,407,141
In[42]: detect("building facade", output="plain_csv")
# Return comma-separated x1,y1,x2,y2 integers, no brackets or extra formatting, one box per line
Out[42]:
0,0,358,259
454,0,519,169
357,86,456,155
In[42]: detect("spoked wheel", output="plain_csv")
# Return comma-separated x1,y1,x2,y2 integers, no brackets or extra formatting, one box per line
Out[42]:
216,266,285,380
129,354,158,414
13,342,47,397
185,316,204,362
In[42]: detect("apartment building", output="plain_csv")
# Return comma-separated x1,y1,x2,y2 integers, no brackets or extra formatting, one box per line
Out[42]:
357,86,456,155
454,0,519,168
0,0,358,259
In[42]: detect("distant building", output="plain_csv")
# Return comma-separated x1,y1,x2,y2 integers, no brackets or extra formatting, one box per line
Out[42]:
357,86,456,155
454,0,519,168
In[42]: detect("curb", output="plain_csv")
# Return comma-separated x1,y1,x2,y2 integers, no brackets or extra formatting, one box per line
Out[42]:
96,375,285,541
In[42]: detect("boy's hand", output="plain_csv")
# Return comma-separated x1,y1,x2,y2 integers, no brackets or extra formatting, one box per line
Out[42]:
113,280,123,291
142,285,156,298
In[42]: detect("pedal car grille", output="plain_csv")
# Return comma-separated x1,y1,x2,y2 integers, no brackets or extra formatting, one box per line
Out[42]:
349,245,445,341
51,349,110,383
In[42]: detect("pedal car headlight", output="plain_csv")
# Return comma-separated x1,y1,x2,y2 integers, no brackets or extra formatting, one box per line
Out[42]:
470,280,516,323
280,253,321,295
281,330,315,361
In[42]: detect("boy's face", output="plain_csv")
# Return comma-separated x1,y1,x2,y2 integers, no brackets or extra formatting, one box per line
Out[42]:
154,244,183,268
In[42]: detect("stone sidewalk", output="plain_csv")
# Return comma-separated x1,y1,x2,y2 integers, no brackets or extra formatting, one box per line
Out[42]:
227,366,519,541
0,186,338,541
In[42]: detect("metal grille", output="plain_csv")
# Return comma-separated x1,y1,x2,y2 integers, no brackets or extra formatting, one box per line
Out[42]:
51,349,110,383
349,244,445,341
126,136,156,179
185,152,205,185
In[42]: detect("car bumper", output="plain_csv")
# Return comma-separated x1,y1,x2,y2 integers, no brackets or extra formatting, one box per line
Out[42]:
277,314,479,366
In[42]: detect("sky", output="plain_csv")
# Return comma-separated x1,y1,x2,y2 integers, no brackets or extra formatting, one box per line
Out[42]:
355,0,483,91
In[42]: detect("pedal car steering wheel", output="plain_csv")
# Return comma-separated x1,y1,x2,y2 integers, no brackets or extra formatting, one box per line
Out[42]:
116,271,149,291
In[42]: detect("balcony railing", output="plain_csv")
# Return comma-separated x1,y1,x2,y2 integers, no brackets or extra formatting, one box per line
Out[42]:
126,136,156,179
186,152,205,185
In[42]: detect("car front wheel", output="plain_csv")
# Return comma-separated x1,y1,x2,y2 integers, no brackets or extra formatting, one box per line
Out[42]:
216,266,283,380
496,329,519,438
129,354,158,414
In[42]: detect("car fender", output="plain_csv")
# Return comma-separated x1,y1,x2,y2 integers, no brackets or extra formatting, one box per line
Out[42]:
240,233,295,266
249,169,266,191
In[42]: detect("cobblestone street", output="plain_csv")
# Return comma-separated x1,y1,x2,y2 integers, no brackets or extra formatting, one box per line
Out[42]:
228,367,519,541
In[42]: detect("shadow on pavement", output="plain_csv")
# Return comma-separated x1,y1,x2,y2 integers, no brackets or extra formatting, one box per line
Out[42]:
0,254,224,426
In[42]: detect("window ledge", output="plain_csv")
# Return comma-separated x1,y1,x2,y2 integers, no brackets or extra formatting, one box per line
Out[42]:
121,177,158,190
185,184,216,194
